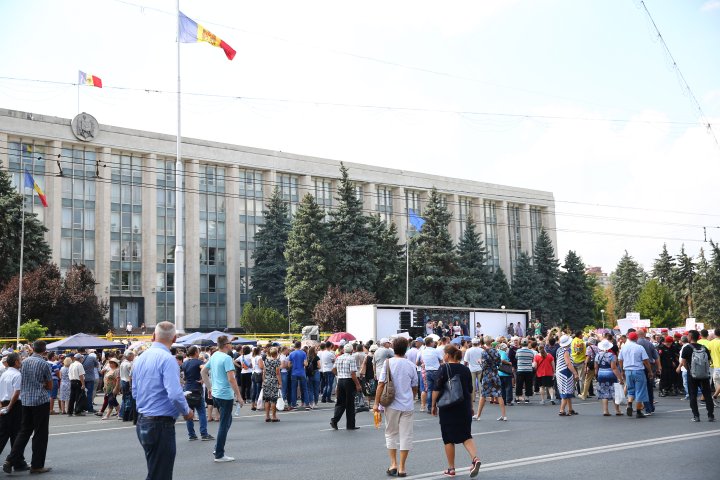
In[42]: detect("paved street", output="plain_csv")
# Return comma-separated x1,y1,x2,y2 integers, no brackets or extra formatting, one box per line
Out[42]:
12,394,719,479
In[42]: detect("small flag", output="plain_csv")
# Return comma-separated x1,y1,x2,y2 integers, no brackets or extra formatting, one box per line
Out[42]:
24,170,48,207
179,11,236,60
409,209,425,231
78,71,102,88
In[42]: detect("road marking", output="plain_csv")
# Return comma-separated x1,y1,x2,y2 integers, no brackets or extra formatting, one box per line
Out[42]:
319,417,435,431
413,429,509,444
49,425,137,436
664,408,692,413
403,429,720,479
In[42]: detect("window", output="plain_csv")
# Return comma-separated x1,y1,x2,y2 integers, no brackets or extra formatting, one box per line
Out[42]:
508,204,522,276
458,197,473,236
484,201,500,271
406,190,422,233
377,186,393,224
530,206,543,252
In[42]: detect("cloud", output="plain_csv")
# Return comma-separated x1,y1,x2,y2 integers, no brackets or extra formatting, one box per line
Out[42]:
701,1,720,12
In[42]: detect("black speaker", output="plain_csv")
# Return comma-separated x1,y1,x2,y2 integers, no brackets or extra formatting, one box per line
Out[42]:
408,326,424,340
399,311,412,330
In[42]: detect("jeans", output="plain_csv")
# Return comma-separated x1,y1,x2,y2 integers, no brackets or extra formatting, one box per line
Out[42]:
322,372,335,402
213,398,233,459
185,393,208,438
417,371,425,400
500,375,513,404
85,380,96,412
308,371,321,405
425,370,439,412
7,403,50,469
251,376,262,404
643,370,655,413
291,374,309,407
120,380,131,419
136,415,176,480
281,372,290,402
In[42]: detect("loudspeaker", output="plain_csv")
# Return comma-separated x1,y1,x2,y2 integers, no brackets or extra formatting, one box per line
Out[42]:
399,311,412,330
408,326,424,340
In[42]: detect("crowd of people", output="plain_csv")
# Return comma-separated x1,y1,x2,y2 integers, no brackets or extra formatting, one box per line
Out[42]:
0,322,718,478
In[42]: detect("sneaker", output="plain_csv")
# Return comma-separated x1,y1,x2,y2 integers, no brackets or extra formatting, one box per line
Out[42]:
682,396,689,401
644,411,653,417
691,416,701,422
540,400,546,405
524,399,530,404
635,411,646,418
626,406,633,417
2,463,12,474
496,416,507,421
188,436,198,441
708,416,715,422
201,434,215,441
214,456,235,463
550,400,556,405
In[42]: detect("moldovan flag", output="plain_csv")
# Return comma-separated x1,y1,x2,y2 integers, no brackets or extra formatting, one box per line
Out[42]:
78,71,102,88
179,11,236,60
24,169,48,207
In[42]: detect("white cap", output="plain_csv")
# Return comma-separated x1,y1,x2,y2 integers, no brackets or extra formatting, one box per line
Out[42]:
380,338,390,345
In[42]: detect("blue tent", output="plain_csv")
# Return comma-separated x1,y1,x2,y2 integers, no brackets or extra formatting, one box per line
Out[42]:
46,333,124,350
231,336,258,346
176,331,204,345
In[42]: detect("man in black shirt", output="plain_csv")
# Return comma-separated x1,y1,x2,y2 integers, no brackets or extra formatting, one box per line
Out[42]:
677,330,714,422
657,336,679,396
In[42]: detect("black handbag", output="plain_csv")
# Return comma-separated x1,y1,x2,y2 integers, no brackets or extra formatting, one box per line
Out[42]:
498,362,513,375
75,390,87,414
437,364,464,409
185,391,202,409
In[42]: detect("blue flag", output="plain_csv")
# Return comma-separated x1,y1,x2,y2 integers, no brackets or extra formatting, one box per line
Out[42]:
409,209,425,231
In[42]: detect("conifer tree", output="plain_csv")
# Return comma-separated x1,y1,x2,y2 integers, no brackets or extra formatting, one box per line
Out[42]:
532,228,561,324
695,242,720,327
612,251,645,319
285,193,329,324
456,217,494,307
251,187,291,312
652,244,675,286
559,250,594,329
511,252,539,311
635,279,681,328
490,267,513,309
674,245,695,318
367,215,404,304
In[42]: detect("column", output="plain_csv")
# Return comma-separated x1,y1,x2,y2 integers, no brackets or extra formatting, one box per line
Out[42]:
225,165,240,328
141,153,158,327
185,160,201,329
497,200,511,278
392,186,406,241
94,147,112,301
521,204,532,255
543,204,559,260
0,133,7,168
266,169,278,202
473,197,484,231
299,174,313,200
449,193,460,242
46,141,63,267
364,182,377,215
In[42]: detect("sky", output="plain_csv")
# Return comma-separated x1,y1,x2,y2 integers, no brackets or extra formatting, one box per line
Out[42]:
1,0,719,274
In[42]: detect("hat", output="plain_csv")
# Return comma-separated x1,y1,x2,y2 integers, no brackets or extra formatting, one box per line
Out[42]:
369,345,378,352
343,344,354,353
0,357,7,364
559,335,572,347
498,343,508,350
627,332,639,341
665,336,674,343
73,353,83,359
108,358,120,365
471,338,481,344
339,339,346,346
674,332,682,339
598,339,613,352
415,337,423,342
379,338,390,345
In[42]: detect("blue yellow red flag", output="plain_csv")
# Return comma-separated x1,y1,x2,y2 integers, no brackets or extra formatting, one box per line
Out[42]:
179,11,236,60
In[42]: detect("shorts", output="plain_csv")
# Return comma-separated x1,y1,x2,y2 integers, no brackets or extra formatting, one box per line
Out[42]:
625,370,649,403
537,376,553,388
713,368,720,383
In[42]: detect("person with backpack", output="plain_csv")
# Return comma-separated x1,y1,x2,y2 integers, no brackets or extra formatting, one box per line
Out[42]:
677,330,715,422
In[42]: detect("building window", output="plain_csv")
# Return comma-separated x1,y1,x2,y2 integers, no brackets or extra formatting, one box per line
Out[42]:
508,204,522,277
530,206,543,253
278,173,299,216
110,153,142,294
60,147,97,271
458,197,473,236
377,186,393,224
8,142,46,219
484,201,500,272
406,190,422,233
200,165,227,328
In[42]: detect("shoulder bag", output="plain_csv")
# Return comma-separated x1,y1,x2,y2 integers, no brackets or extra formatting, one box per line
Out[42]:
379,360,396,407
437,363,464,408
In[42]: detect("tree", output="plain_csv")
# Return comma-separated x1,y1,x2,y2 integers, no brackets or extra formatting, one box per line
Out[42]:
612,251,645,319
695,242,720,327
0,263,62,336
312,286,377,332
511,252,539,311
251,187,291,312
0,168,51,288
490,268,513,309
59,264,109,334
409,188,460,306
285,193,330,324
590,279,610,327
603,285,617,326
532,228,561,325
367,215,404,304
456,217,494,307
239,302,290,333
329,163,377,291
559,250,594,330
674,245,695,318
635,279,681,328
652,244,675,286
19,319,48,343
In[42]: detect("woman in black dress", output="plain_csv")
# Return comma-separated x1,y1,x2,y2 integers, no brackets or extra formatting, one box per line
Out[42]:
432,345,481,478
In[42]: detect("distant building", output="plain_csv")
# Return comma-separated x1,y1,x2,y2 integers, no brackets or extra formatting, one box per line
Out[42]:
586,266,610,288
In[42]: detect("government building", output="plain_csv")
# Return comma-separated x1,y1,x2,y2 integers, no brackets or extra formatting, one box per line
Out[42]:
0,108,557,330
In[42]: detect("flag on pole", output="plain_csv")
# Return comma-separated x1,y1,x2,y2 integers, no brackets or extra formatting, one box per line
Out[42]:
179,11,236,60
24,170,48,207
78,71,102,88
409,209,425,231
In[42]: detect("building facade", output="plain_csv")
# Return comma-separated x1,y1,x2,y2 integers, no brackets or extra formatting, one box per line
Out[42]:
0,108,557,330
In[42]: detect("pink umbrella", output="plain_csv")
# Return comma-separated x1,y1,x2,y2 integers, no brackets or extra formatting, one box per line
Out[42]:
326,332,356,345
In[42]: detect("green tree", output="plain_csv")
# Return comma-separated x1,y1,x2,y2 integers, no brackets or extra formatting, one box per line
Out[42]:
532,228,561,324
312,286,377,332
367,215,404,304
59,264,109,333
490,268,513,309
674,245,695,318
251,187,291,312
408,188,460,306
612,251,645,319
652,244,675,286
590,278,609,327
19,319,48,343
329,163,377,291
511,252,539,310
456,217,494,307
559,250,594,330
285,193,330,324
239,302,289,333
635,279,681,328
0,168,51,288
0,263,62,336
695,242,720,327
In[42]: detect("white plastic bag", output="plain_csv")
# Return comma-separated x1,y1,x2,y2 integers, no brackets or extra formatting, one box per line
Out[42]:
232,402,242,417
613,383,626,405
257,388,264,405
276,395,285,411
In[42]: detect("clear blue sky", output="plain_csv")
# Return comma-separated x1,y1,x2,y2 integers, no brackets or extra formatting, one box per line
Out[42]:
1,0,718,273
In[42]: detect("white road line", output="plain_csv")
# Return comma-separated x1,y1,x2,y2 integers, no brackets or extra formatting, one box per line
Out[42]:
403,429,720,479
318,417,435,431
664,408,692,413
413,430,509,444
49,425,137,436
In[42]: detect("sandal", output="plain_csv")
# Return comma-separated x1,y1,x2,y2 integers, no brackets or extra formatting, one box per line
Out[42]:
470,457,481,478
570,410,578,415
558,412,568,416
398,473,407,478
603,413,611,416
616,412,624,416
386,468,398,476
443,468,455,477
271,418,280,422
265,418,271,422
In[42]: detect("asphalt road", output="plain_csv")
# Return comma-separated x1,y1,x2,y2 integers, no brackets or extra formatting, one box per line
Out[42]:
6,394,718,479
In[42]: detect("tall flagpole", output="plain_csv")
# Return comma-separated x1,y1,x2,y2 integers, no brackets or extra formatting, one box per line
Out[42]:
405,230,409,306
16,157,26,348
174,0,186,333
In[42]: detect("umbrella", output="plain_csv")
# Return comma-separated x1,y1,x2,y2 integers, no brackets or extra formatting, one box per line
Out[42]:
196,330,236,344
230,336,258,346
46,333,124,350
327,332,356,345
192,338,216,347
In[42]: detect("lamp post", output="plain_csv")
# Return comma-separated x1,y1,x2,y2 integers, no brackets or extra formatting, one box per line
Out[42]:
600,309,605,331
501,305,507,332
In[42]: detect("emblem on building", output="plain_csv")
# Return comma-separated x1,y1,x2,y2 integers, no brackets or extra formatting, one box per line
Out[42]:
71,112,99,142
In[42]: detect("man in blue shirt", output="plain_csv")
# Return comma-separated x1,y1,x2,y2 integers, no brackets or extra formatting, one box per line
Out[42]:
202,335,242,463
288,342,310,409
133,322,193,480
618,331,652,418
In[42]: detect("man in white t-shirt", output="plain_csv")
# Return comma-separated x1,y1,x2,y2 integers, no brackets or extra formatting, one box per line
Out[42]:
318,342,336,403
374,338,394,377
420,338,444,414
464,338,484,401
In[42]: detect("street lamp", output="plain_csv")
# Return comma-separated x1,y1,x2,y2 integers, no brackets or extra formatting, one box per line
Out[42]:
600,309,605,331
501,305,507,332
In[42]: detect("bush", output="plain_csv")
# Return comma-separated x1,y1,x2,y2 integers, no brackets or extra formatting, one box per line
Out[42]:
312,286,377,332
20,319,48,343
240,303,291,333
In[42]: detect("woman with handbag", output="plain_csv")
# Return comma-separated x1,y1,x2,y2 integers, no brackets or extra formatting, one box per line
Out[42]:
595,339,624,416
261,347,283,422
373,337,418,478
234,346,253,404
432,345,481,478
556,335,580,416
250,347,263,411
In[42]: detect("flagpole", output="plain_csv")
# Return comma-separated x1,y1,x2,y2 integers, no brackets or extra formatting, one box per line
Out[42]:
77,81,80,114
16,158,26,349
174,0,185,334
